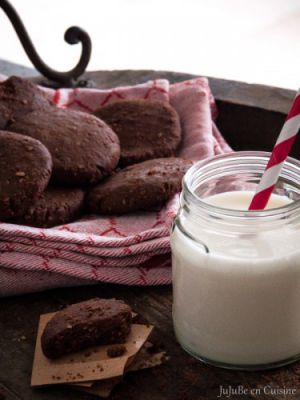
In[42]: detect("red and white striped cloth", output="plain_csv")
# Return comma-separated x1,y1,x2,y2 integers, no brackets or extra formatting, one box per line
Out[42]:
0,76,232,296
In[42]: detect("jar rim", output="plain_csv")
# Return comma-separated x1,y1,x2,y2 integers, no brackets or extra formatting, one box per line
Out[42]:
183,151,300,220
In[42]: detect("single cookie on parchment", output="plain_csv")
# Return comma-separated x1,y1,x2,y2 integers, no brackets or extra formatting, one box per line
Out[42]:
41,298,132,359
0,131,52,221
0,76,53,130
87,157,192,215
8,107,120,186
14,187,85,228
94,100,182,166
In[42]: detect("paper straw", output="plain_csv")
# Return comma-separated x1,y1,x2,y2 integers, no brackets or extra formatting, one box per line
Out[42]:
248,90,300,210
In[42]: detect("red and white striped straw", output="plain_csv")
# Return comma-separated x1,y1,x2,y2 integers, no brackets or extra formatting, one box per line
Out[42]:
248,90,300,210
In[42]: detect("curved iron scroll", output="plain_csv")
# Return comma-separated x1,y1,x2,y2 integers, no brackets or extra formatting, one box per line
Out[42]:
0,0,92,86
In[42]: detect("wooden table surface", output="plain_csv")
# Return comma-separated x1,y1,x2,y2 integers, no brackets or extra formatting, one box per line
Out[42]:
0,61,300,400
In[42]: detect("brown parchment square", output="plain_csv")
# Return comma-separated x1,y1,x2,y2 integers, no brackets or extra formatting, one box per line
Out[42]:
72,343,169,397
31,312,153,387
74,353,168,398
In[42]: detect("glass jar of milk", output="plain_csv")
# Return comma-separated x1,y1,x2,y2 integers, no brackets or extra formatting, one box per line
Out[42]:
171,151,300,370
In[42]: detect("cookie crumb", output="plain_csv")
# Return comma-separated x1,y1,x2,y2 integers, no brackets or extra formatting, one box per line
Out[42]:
107,344,127,358
96,363,104,372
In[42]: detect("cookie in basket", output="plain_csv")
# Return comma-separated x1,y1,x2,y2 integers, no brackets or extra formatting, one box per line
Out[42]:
14,187,85,228
0,76,52,130
8,107,120,186
0,131,52,220
94,100,181,166
87,157,192,214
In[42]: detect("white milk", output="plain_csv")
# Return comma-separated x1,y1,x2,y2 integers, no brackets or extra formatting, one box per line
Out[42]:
171,191,300,367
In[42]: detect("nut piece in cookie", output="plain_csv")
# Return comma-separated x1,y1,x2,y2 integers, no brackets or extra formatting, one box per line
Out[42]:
87,157,192,215
14,187,85,228
94,100,181,166
41,298,132,359
0,131,52,221
0,76,52,130
8,108,120,186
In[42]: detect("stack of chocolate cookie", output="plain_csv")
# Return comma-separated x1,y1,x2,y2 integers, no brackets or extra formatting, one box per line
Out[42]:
0,76,191,228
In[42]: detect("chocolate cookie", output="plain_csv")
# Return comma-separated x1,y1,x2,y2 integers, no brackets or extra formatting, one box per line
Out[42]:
0,131,52,221
41,298,132,359
14,187,85,228
94,100,181,166
8,107,120,186
87,157,192,214
0,76,52,130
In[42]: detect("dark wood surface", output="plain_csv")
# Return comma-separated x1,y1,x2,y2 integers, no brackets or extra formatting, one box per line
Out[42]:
1,61,300,400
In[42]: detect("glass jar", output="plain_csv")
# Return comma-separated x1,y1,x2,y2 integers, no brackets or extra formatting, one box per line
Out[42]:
171,151,300,370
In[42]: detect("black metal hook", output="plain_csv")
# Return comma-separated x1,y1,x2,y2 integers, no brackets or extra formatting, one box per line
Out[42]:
0,0,92,86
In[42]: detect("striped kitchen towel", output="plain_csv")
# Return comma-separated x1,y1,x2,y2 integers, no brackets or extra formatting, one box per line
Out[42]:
0,76,231,296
